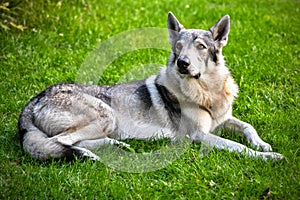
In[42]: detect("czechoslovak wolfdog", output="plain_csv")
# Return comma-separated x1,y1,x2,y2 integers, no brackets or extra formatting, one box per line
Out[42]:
18,12,283,161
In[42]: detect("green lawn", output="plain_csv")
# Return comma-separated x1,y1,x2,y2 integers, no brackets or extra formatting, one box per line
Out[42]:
1,0,299,199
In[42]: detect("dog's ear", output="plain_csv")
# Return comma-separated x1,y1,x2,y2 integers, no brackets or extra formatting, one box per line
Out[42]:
209,15,230,48
167,12,184,44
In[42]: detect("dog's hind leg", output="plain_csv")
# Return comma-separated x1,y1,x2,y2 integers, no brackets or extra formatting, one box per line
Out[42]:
191,131,283,160
69,138,130,160
70,146,101,161
52,118,117,146
223,117,272,152
51,92,118,146
75,137,130,149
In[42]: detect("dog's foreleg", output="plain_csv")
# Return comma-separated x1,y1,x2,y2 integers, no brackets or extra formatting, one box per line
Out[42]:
223,117,272,152
190,132,283,160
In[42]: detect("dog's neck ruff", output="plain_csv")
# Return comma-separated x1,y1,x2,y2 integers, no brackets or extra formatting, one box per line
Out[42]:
186,74,236,120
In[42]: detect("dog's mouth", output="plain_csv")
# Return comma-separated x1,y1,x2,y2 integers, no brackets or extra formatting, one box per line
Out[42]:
178,68,201,79
193,73,201,79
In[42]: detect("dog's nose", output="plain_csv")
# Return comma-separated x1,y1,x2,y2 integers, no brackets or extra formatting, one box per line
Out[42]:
177,57,190,69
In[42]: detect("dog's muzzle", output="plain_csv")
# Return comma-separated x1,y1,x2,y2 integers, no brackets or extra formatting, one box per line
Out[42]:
177,57,201,79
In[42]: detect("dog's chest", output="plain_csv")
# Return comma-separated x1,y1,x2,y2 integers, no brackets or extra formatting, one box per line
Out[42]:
209,93,232,119
202,75,237,119
180,92,233,132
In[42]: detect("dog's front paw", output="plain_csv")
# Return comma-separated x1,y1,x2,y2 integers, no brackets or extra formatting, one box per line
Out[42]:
251,139,273,152
260,142,272,152
243,127,273,152
252,141,273,152
260,151,283,161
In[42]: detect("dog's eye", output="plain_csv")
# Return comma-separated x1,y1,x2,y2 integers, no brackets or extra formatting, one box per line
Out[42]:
196,43,206,49
175,42,183,50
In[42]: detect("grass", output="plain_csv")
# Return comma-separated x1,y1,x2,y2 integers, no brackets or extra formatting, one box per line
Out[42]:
1,0,299,199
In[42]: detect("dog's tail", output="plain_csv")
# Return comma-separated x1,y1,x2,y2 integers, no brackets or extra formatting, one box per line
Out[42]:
18,96,77,160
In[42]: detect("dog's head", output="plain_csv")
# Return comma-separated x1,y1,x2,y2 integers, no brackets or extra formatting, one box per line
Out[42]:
167,12,230,79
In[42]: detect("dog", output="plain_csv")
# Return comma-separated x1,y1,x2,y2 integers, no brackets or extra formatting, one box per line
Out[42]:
18,12,283,161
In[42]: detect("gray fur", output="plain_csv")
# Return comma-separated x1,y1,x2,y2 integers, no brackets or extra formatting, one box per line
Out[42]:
18,12,283,161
